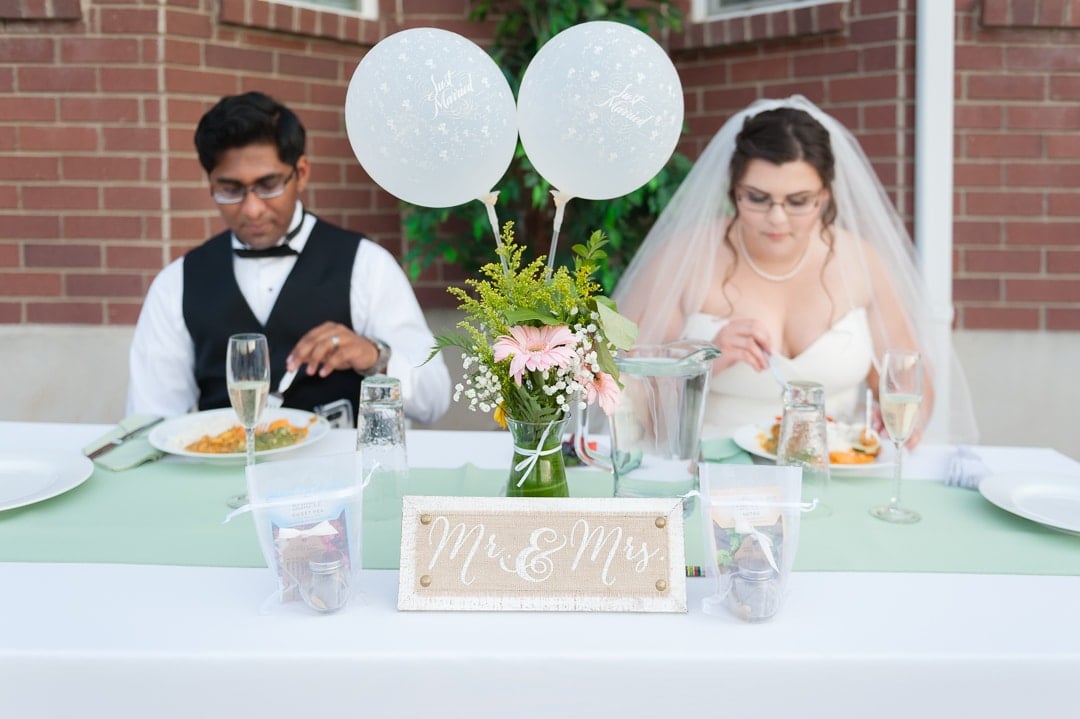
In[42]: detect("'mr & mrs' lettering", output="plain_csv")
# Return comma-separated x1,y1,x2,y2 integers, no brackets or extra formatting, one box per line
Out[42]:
424,515,663,587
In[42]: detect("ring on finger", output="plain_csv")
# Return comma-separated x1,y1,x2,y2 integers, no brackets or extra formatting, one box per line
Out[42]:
330,335,341,349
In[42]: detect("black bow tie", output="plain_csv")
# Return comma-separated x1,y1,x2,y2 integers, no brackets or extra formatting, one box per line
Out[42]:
234,214,306,258
234,244,298,258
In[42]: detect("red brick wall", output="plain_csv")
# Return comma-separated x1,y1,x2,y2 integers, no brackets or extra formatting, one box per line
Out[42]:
954,0,1080,331
0,0,480,323
1,0,1077,329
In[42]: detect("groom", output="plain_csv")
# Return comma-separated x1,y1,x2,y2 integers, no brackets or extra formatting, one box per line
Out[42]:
125,91,450,425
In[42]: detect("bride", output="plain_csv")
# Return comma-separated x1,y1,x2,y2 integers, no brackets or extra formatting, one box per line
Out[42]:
613,96,977,444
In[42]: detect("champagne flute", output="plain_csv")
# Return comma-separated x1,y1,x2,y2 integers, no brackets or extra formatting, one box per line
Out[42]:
226,333,270,509
870,349,922,524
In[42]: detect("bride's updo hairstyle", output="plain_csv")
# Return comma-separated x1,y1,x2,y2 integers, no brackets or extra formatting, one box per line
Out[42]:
726,107,838,232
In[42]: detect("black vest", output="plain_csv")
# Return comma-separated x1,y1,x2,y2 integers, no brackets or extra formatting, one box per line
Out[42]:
182,219,365,418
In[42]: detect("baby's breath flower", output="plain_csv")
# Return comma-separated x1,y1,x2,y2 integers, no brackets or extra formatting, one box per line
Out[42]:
429,221,630,422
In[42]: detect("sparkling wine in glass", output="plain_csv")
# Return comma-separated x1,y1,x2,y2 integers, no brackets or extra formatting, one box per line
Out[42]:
870,349,922,524
226,333,269,509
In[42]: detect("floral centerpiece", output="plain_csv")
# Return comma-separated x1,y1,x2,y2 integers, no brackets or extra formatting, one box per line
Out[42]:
432,221,637,497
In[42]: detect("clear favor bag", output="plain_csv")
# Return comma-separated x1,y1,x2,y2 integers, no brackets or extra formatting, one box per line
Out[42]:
700,464,807,622
226,451,366,613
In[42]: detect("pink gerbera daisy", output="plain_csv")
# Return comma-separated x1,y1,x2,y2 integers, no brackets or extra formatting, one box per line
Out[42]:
492,325,577,384
585,371,621,415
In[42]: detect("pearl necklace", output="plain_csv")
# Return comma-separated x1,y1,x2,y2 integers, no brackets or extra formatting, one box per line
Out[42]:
736,225,811,283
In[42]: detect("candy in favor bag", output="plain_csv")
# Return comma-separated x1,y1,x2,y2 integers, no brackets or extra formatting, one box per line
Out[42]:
235,451,366,613
700,464,805,622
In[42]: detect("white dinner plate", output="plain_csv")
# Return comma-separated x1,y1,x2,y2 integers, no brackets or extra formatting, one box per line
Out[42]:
148,408,330,460
978,471,1080,535
731,423,892,474
0,449,94,512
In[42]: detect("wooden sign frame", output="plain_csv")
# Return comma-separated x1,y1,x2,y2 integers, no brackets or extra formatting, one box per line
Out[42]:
397,495,686,612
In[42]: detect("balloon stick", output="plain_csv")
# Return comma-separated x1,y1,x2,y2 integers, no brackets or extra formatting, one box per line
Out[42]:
546,189,573,275
479,191,509,276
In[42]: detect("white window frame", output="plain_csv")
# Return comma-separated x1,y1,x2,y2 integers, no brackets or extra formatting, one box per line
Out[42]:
693,0,845,22
278,0,378,21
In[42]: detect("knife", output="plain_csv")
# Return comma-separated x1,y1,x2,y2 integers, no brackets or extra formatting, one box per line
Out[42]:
267,367,299,409
86,416,165,460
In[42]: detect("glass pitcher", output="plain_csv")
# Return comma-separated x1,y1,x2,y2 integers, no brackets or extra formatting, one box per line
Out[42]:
575,341,720,508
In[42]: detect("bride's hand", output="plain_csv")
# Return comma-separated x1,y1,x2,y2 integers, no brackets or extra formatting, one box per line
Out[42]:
712,318,771,373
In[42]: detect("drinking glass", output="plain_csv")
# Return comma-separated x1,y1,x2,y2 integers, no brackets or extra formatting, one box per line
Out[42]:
776,381,831,517
870,349,922,524
226,333,270,509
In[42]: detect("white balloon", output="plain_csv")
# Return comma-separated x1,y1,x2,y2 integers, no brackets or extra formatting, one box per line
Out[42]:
345,28,518,208
517,21,684,201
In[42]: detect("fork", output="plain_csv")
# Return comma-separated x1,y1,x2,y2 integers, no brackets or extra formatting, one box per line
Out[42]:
266,367,298,410
765,351,787,389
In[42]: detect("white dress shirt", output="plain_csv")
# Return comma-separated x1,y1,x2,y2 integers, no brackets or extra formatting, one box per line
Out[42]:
126,203,450,424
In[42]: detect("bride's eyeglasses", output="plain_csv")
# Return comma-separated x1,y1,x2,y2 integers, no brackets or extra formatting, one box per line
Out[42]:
736,186,823,216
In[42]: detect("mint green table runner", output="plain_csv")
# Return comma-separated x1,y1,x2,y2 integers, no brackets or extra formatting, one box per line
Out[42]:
1,456,1077,575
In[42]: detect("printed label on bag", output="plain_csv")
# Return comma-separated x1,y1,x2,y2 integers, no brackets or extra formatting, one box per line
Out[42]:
708,486,784,528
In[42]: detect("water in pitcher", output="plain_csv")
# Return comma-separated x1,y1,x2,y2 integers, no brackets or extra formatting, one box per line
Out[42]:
577,342,719,511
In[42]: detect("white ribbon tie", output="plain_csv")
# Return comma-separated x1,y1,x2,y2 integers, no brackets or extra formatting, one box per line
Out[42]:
512,421,562,488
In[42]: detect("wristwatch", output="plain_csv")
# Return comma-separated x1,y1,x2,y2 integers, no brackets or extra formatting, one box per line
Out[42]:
364,337,391,376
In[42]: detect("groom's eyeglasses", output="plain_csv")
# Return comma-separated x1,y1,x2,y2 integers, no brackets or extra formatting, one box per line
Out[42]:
212,168,296,205
736,186,823,217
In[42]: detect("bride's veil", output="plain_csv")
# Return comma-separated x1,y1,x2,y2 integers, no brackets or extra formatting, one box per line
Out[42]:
613,95,977,443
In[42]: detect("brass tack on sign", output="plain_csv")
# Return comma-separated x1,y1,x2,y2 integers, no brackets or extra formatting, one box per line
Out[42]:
655,579,668,593
655,516,667,528
420,575,432,588
420,514,433,525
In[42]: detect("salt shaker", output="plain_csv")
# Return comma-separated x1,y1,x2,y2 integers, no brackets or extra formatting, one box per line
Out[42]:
357,376,409,534
300,550,350,613
776,380,831,516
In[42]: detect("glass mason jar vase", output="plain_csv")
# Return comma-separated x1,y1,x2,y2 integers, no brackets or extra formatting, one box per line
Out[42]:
505,416,570,498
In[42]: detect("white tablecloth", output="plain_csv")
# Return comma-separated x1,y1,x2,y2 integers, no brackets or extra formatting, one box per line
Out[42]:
2,422,1079,718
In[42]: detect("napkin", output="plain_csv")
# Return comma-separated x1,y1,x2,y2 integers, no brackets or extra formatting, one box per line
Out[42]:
701,437,754,464
945,445,991,490
82,414,165,472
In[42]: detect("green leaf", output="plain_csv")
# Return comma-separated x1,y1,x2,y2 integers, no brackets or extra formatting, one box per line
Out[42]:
424,332,474,364
504,308,560,325
592,336,620,381
595,296,638,349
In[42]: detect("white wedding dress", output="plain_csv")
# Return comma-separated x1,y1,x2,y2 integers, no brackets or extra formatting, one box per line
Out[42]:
682,307,874,439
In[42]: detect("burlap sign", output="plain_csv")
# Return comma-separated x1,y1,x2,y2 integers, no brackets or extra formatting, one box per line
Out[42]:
397,496,686,612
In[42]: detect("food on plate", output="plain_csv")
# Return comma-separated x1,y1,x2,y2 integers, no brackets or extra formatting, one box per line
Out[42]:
184,417,314,454
757,421,781,455
857,424,882,450
756,418,881,465
827,448,876,465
